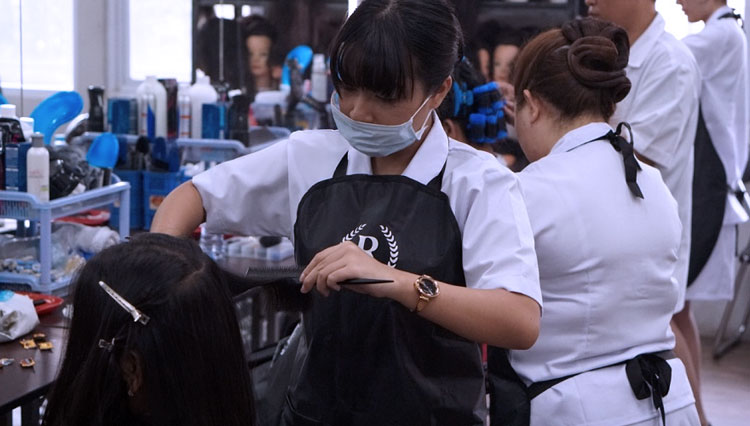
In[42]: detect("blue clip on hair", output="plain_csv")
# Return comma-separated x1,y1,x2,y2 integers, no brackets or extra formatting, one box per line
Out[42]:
452,82,474,118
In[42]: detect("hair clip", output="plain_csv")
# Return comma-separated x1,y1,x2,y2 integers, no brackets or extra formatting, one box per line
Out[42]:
452,82,474,117
98,281,150,325
98,338,116,352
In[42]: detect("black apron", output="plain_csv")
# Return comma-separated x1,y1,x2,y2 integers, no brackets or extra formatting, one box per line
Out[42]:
488,124,675,426
282,154,485,426
690,12,747,283
688,108,727,285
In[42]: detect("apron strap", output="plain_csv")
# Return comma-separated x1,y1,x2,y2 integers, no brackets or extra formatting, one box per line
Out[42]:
528,351,675,426
427,162,447,191
625,352,674,426
333,154,348,178
719,9,744,28
576,122,644,199
331,153,447,191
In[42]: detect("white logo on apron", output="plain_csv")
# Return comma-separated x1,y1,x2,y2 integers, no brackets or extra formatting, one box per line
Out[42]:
342,224,399,267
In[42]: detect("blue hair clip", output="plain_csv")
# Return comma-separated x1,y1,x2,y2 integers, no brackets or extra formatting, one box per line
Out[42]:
452,82,474,118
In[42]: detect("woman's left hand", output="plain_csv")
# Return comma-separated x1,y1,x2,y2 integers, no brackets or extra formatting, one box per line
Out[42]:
498,81,516,125
300,241,406,299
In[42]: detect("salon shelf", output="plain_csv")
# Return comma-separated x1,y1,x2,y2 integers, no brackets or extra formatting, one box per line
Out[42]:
72,128,290,164
0,182,131,293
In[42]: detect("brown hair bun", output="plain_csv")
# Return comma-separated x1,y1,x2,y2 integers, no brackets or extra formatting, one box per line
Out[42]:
562,19,631,103
513,17,632,120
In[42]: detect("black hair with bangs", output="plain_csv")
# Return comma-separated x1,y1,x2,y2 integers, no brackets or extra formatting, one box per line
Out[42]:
330,0,464,101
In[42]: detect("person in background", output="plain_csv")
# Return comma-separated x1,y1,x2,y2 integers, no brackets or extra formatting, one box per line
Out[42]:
491,28,523,85
240,15,284,97
472,19,503,81
437,58,509,164
42,234,255,426
503,17,700,425
678,2,749,426
586,0,704,423
150,0,542,424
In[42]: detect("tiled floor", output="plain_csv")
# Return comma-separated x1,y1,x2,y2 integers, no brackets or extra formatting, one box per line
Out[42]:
700,339,750,426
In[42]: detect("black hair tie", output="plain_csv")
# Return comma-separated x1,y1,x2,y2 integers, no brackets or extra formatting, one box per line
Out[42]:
597,122,644,199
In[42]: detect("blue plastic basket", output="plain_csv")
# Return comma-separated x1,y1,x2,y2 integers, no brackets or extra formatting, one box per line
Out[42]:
142,170,190,230
0,182,130,292
111,170,144,229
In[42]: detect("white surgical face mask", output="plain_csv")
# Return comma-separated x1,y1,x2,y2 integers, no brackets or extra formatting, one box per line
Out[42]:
331,92,433,157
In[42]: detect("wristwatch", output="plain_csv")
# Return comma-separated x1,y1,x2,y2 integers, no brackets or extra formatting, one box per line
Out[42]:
413,274,440,313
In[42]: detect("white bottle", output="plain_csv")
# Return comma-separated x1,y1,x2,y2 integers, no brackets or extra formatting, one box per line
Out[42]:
177,82,192,138
20,117,34,141
27,133,50,202
0,104,17,119
311,54,328,103
188,75,218,139
135,75,168,138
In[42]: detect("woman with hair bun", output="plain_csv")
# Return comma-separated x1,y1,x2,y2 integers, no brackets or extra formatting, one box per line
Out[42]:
488,18,700,425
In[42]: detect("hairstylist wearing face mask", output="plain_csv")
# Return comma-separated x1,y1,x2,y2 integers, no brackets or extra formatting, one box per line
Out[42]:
150,1,542,424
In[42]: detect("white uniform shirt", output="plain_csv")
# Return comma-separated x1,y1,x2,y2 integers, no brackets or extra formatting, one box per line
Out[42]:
683,5,750,225
611,13,701,312
193,112,542,302
514,123,696,424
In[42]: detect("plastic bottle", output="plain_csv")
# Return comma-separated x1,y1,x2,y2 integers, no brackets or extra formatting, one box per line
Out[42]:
199,224,225,260
188,75,218,139
0,104,25,143
19,117,34,141
311,54,328,103
87,86,106,132
27,133,50,202
177,83,192,138
135,76,167,138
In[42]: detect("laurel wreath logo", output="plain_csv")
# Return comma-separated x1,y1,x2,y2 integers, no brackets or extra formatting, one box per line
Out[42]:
341,224,400,268
379,225,399,268
342,223,367,242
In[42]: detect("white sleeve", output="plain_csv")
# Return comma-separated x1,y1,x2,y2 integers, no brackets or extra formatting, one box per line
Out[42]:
682,26,731,81
625,52,700,169
192,139,293,237
450,162,542,307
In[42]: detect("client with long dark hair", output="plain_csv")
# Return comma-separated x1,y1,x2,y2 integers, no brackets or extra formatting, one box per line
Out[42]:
42,233,255,426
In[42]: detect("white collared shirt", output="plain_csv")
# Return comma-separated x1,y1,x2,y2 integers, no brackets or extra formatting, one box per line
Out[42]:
513,123,694,423
192,112,542,302
611,13,701,308
683,5,750,225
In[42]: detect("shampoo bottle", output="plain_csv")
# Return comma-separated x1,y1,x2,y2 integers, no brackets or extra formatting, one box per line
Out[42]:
136,76,167,138
188,75,218,139
27,133,50,202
